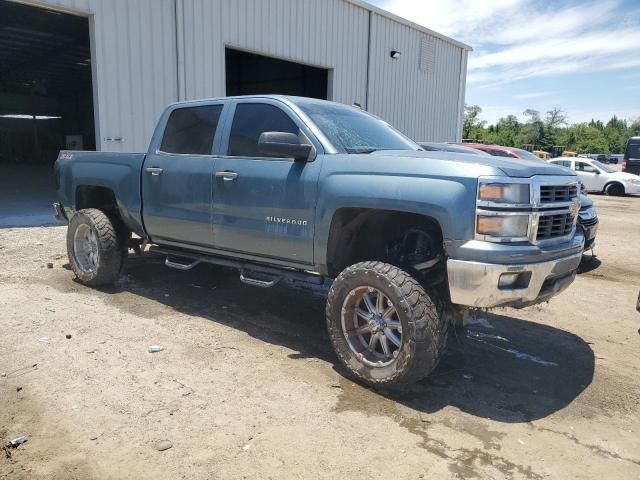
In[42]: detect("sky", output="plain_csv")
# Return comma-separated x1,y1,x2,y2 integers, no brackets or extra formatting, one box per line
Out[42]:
371,0,640,125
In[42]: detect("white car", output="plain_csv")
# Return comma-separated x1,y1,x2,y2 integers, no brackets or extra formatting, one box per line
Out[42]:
549,157,640,196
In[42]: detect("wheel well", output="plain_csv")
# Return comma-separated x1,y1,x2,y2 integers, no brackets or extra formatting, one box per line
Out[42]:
75,186,118,216
604,181,625,192
326,208,444,278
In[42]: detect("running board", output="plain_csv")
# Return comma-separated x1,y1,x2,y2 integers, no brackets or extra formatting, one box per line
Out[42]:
150,246,324,287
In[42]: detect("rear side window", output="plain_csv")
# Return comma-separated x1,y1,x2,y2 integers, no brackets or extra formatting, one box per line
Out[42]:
228,103,299,157
487,149,516,158
626,140,640,158
161,105,223,155
553,160,572,168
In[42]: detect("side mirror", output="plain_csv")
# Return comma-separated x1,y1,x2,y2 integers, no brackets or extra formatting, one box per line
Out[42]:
258,132,313,162
593,170,600,175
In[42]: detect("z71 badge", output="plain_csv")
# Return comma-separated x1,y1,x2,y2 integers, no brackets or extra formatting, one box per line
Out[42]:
265,216,308,226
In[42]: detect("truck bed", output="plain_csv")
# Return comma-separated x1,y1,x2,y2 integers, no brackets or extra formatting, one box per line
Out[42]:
54,150,147,235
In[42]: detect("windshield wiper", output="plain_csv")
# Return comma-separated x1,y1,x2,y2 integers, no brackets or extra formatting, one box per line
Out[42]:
347,147,383,154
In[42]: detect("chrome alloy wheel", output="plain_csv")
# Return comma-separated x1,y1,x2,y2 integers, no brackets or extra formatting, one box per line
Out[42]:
341,286,403,367
73,223,99,273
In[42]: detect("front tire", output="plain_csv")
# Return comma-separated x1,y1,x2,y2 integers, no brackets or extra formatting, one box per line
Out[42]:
326,261,447,388
605,182,625,196
67,208,127,286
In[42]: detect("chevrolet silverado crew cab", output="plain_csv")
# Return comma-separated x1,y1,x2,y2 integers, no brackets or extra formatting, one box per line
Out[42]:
54,95,584,388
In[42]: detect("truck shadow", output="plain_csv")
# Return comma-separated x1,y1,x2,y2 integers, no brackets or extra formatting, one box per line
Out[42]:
101,254,594,424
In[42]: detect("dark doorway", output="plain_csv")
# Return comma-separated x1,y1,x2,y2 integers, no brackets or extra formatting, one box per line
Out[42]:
225,48,328,100
0,1,95,167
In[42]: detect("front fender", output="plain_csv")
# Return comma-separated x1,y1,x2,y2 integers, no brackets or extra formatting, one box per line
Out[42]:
313,172,477,271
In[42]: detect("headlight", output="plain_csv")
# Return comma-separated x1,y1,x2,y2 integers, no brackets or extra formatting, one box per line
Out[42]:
477,214,529,239
478,182,530,204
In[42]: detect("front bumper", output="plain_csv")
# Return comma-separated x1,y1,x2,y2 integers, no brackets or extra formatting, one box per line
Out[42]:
625,182,640,195
447,250,583,308
578,218,598,250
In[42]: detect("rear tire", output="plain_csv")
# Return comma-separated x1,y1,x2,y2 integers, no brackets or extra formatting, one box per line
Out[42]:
67,208,127,286
326,261,447,388
605,182,625,196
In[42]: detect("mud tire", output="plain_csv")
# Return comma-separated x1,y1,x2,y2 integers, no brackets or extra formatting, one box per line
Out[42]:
326,261,447,388
67,208,127,286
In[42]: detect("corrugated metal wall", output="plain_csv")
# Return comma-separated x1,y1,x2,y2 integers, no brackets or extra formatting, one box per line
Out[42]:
178,0,370,107
15,0,467,150
367,14,465,141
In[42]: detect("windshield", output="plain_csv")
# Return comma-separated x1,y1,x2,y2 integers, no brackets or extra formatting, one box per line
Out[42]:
295,100,420,154
511,148,545,162
591,160,615,173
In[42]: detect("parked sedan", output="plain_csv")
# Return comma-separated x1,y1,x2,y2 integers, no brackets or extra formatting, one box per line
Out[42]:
463,144,542,161
418,142,491,156
549,157,640,196
578,194,598,250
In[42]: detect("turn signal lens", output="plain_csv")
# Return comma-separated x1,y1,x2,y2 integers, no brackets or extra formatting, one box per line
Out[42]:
477,215,529,238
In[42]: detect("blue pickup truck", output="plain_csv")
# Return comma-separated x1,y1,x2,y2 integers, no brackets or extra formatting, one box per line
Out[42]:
54,95,584,387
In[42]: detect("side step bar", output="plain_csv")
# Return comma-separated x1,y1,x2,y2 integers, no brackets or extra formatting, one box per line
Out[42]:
150,246,323,288
165,256,201,271
240,268,281,288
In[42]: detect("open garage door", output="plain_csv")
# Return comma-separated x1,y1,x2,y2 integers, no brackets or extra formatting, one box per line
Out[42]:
0,1,95,227
225,48,328,100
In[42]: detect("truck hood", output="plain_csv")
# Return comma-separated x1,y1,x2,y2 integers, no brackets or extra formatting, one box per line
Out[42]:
371,150,576,178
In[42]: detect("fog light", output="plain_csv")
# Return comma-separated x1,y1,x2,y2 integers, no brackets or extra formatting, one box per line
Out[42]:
498,272,532,290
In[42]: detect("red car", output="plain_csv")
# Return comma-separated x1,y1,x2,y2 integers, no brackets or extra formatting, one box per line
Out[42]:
463,144,543,162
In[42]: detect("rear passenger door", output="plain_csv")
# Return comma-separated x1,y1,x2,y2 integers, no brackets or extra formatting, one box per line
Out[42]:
142,103,226,247
211,100,322,266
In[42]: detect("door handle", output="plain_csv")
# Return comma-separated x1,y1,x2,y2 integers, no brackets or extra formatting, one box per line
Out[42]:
145,167,163,176
216,170,238,181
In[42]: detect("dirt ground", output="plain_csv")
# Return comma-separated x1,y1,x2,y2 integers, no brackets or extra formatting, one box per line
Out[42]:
1,195,639,480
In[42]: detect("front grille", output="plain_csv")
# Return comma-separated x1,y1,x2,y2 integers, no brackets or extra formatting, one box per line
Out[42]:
540,185,578,204
537,213,575,241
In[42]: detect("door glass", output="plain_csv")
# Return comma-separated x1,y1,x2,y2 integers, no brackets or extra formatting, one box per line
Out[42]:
160,105,223,155
228,103,298,157
576,162,597,173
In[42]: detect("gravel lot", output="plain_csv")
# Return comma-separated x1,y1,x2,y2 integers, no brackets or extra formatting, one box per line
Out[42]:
1,195,639,480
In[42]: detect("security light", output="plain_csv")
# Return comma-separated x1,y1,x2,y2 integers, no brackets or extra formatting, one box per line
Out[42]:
390,50,401,59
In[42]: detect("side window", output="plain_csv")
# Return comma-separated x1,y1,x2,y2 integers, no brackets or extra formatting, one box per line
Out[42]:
576,162,596,173
487,149,513,158
228,103,299,158
160,105,223,155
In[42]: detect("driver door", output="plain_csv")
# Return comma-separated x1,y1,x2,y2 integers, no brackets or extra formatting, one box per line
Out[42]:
211,100,322,266
574,161,602,192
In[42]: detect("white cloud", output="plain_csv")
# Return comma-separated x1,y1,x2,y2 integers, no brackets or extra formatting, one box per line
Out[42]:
376,0,640,87
515,91,556,100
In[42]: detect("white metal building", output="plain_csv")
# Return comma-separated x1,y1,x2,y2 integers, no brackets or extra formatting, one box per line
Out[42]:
0,0,470,162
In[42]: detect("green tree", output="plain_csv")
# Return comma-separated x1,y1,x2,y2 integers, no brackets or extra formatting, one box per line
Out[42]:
463,105,486,140
459,105,636,155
